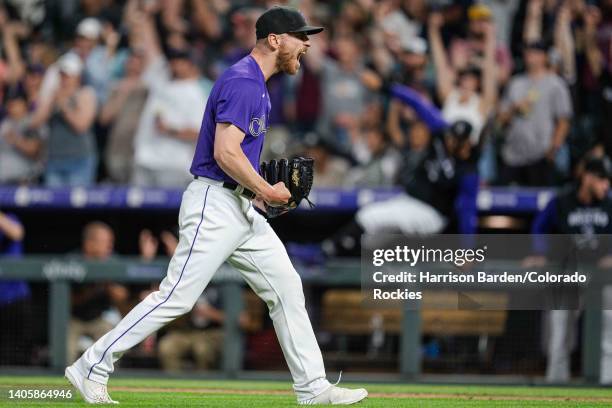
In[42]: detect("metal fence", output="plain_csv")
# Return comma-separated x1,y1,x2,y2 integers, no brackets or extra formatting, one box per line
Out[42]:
0,256,605,382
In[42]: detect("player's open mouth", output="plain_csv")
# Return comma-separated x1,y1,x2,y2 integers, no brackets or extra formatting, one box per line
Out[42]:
297,50,306,61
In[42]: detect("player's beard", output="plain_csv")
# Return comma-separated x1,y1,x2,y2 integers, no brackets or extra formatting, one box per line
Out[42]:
277,46,300,75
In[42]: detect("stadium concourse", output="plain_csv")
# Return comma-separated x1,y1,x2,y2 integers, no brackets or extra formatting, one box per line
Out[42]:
2,1,612,405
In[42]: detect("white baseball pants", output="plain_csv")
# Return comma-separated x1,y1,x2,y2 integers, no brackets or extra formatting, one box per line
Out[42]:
356,193,446,235
72,177,330,401
544,310,579,383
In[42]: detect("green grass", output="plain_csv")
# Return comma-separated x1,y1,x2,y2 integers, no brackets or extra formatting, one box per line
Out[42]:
1,376,612,407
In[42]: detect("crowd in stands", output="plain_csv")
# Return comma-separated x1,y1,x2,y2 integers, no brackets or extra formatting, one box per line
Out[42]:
0,0,609,189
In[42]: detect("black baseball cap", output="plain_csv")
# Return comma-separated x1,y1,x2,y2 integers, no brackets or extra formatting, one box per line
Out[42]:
448,120,473,143
584,156,612,179
255,6,323,40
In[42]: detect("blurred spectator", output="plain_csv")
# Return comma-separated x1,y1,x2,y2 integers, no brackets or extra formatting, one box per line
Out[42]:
550,1,576,84
23,64,45,109
157,284,257,372
392,36,431,90
378,0,424,48
0,85,45,184
528,156,612,383
39,17,120,106
129,8,209,188
301,133,350,188
483,0,520,50
1,19,30,86
139,228,179,262
497,41,572,186
29,53,98,187
580,1,612,157
344,128,401,188
450,3,513,86
158,287,224,372
307,34,375,154
0,14,46,109
100,50,148,184
0,211,32,365
68,221,129,364
429,10,497,146
64,0,124,37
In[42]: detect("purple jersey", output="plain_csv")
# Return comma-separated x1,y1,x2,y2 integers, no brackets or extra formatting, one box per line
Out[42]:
190,55,271,183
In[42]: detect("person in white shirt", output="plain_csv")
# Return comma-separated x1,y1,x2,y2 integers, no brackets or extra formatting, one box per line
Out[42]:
428,10,497,146
38,18,120,106
131,48,208,188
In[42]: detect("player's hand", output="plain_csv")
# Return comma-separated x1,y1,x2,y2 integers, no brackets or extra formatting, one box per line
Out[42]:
264,182,291,207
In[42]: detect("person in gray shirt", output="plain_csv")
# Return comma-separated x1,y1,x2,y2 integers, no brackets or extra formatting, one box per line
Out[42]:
0,86,45,185
498,41,572,186
29,53,98,187
306,35,374,154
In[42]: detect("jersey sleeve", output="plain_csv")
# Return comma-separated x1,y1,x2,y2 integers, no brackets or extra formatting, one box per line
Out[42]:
390,83,448,132
215,78,261,135
532,197,558,234
531,197,558,255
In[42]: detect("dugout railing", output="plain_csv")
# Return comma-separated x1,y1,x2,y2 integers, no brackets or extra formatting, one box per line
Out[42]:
0,256,604,383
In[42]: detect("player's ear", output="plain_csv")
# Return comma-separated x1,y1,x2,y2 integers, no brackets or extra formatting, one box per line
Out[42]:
267,33,281,51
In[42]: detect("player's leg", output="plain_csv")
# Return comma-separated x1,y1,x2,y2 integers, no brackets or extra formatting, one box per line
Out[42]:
600,287,612,383
356,193,445,235
229,206,367,404
545,309,574,383
229,232,328,400
70,182,246,385
321,193,445,258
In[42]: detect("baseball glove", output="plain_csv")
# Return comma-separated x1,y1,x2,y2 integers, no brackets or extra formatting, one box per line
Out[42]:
259,157,315,218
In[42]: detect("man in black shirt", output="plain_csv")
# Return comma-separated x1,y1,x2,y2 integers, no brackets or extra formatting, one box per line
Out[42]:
320,120,477,257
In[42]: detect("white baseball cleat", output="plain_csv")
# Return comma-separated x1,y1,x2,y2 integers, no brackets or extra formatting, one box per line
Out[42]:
298,385,368,405
65,365,119,404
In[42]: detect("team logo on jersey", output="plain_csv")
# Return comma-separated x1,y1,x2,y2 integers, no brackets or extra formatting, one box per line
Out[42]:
249,115,266,137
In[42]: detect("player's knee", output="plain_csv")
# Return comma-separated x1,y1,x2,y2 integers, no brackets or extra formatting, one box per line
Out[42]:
277,273,306,305
176,303,195,316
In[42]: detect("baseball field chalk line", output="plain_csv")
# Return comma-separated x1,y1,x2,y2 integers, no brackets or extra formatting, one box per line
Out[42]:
106,387,612,402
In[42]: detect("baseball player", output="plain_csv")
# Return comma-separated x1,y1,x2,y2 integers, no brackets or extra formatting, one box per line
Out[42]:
529,156,612,383
65,6,368,405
